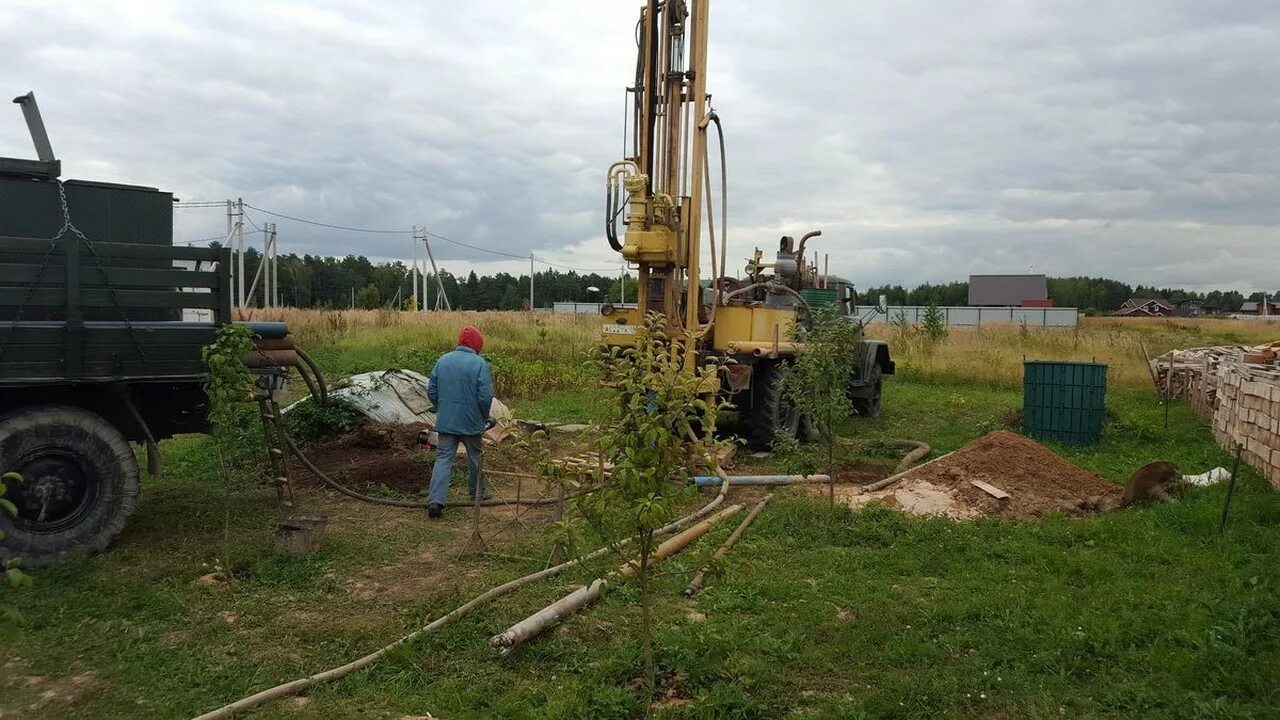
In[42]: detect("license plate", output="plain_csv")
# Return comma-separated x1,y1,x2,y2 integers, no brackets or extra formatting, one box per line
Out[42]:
602,324,637,335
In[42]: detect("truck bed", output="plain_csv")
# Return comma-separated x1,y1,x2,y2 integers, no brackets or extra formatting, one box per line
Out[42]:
0,236,232,386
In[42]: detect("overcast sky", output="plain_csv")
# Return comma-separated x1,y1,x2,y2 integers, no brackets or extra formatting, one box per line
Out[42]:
2,1,1277,292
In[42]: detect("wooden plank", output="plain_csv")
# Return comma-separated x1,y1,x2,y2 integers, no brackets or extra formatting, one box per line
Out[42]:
0,323,218,346
969,479,1011,500
0,236,221,262
0,287,220,309
217,247,233,322
3,263,221,289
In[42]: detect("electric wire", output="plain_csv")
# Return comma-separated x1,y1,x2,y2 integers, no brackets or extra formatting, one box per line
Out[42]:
176,201,616,273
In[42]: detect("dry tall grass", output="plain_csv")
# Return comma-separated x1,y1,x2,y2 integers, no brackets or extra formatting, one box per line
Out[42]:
235,308,1278,393
864,317,1279,390
234,308,600,398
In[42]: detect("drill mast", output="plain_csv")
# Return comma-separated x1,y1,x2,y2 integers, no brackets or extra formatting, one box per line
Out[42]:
606,0,710,364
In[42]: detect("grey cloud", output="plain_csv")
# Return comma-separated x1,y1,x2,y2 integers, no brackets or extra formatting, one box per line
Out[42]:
0,0,1276,291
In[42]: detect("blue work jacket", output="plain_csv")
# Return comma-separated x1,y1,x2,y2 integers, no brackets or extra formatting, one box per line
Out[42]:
427,346,494,436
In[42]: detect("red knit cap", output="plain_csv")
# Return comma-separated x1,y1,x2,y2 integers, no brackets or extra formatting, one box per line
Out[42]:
458,326,484,353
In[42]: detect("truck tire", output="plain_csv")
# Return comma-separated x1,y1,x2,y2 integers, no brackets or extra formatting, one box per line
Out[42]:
748,361,815,449
0,406,139,568
852,363,883,418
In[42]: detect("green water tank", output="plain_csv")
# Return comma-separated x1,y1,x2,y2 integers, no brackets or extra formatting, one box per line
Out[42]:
1023,361,1107,444
799,288,839,310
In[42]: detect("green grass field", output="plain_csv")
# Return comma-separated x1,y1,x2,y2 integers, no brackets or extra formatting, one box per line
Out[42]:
3,313,1278,719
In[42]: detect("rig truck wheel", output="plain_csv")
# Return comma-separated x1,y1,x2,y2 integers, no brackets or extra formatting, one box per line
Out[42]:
852,363,884,419
0,406,139,568
748,361,815,450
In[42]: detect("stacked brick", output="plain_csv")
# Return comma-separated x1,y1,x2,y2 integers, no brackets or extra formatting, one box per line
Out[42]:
1213,363,1280,490
1154,342,1280,490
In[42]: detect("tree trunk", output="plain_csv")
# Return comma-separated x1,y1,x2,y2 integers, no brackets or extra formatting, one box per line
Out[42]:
639,531,655,704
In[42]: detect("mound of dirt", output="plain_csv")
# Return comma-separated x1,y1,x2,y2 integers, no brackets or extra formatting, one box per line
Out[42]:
849,430,1123,519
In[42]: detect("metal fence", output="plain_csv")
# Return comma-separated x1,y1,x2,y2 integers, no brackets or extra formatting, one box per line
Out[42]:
552,302,637,315
853,305,1079,327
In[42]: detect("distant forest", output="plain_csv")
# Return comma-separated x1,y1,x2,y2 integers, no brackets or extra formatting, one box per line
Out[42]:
220,244,630,310
862,277,1275,315
219,245,1269,314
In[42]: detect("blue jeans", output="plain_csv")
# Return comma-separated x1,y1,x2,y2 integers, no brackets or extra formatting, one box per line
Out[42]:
428,433,484,506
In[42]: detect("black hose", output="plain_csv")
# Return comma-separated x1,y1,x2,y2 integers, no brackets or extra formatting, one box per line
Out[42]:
281,432,584,508
295,347,328,404
710,111,728,282
605,190,623,251
293,362,323,405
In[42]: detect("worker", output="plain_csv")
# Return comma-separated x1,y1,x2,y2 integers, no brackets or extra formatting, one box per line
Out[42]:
425,325,494,518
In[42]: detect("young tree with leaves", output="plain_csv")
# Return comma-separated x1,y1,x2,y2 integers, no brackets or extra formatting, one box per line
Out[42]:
572,312,731,698
201,323,256,578
781,305,861,491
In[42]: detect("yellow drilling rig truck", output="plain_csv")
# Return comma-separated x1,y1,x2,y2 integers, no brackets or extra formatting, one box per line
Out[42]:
600,0,893,449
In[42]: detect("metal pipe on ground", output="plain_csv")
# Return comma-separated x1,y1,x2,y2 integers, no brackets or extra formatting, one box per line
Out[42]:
489,504,745,656
693,474,830,486
684,493,772,597
889,440,931,475
859,450,955,493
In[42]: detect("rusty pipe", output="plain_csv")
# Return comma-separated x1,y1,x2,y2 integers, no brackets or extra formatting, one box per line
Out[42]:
795,229,822,273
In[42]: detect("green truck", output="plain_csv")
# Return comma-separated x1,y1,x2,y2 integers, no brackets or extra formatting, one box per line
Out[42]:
0,93,234,566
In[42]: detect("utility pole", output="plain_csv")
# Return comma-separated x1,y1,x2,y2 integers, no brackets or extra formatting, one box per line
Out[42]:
261,221,272,308
620,264,626,304
225,199,233,303
420,232,450,310
411,226,419,312
529,254,535,310
270,223,279,307
235,198,245,308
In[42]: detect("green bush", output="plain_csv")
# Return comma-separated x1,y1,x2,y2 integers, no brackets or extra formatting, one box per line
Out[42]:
284,395,365,443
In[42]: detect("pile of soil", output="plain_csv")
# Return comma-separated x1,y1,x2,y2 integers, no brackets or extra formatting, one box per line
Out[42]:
848,430,1123,519
296,423,430,494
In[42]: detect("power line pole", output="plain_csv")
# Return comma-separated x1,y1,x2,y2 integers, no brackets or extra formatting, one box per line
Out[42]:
225,199,233,302
235,198,245,308
269,223,279,308
529,254,535,310
620,264,626,304
411,225,420,312
423,234,450,310
261,221,272,308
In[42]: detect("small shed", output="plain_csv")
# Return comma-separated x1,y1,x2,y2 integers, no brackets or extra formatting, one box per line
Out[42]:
968,275,1048,307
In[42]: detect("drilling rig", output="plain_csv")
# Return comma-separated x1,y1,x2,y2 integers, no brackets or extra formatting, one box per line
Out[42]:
600,0,893,448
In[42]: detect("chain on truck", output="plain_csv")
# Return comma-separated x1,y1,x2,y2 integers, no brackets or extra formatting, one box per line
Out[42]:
0,93,324,567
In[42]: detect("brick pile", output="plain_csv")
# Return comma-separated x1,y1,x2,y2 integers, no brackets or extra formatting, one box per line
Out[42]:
1214,361,1280,490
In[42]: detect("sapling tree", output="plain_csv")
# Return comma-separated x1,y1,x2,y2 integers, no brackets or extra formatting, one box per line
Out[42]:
781,304,861,497
568,312,731,699
921,299,948,343
201,323,256,578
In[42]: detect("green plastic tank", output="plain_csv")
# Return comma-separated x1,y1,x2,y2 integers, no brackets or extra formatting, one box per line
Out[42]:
799,287,839,310
1023,361,1107,444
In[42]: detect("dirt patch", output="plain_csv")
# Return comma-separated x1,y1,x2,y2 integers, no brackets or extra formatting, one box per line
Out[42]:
849,431,1123,519
296,423,429,494
0,661,101,718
